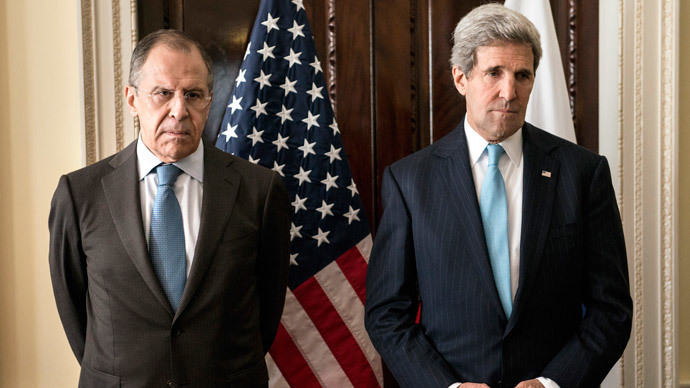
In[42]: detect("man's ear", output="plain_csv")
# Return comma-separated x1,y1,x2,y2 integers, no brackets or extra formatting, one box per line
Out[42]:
452,66,468,96
125,85,139,117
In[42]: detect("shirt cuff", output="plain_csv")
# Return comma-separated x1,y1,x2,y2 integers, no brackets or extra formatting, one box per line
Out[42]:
449,378,557,388
537,377,561,388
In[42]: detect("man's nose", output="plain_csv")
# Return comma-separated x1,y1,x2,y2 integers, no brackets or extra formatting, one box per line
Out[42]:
498,76,517,101
168,93,189,120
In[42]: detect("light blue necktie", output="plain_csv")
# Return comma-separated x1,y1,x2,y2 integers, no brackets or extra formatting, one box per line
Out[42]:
480,144,512,318
150,164,186,312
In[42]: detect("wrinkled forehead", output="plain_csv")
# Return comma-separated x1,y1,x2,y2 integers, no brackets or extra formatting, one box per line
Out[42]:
473,43,534,71
138,45,209,89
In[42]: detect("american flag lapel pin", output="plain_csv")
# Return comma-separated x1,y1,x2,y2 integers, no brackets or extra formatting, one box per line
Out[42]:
541,170,552,178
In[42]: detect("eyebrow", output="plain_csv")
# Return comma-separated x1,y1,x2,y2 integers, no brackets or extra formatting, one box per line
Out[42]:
484,65,502,73
150,85,208,93
516,68,534,76
484,65,534,77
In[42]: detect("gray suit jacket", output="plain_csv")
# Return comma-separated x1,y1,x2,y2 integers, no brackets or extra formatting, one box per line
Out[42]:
49,140,290,388
365,122,632,388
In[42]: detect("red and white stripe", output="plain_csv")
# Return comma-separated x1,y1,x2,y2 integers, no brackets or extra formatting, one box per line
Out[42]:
267,235,382,387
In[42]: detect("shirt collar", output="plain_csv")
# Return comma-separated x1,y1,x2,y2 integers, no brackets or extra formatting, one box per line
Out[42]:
137,136,204,182
463,117,523,168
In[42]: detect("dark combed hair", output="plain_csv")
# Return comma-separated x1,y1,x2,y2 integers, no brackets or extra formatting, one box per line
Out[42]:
128,29,214,91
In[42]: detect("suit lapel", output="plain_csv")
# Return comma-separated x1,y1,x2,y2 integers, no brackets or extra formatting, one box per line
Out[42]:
434,124,506,319
175,144,241,317
507,125,560,333
102,141,174,317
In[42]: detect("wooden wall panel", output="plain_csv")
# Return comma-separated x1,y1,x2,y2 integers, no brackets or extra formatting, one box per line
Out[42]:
332,0,376,231
373,0,415,224
183,1,260,143
550,0,598,151
427,1,483,142
572,0,598,152
305,0,376,228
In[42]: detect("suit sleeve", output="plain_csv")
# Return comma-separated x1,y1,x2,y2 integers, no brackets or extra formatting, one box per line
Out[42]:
48,175,88,363
257,171,291,354
542,156,632,387
365,166,458,388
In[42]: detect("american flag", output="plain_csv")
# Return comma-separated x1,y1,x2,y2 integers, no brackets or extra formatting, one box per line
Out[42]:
215,0,382,386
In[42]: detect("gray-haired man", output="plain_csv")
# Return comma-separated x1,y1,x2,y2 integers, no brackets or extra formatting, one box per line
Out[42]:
365,4,632,388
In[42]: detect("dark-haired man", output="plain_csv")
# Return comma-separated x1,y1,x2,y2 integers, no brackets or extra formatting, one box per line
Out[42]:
50,29,290,387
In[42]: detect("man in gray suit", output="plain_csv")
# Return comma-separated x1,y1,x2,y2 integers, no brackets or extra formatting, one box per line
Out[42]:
365,4,632,388
49,30,290,387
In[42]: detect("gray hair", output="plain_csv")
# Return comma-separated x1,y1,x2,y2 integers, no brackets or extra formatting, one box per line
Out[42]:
128,29,214,92
450,3,542,76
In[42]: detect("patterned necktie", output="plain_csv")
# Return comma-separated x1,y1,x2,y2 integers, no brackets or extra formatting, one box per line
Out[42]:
149,164,186,312
480,144,512,318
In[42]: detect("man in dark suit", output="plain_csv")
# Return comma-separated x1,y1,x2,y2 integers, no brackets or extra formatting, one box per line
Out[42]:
364,4,632,388
49,30,290,387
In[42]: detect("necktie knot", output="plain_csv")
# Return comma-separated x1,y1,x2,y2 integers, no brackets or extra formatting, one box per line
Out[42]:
157,164,182,187
486,144,504,166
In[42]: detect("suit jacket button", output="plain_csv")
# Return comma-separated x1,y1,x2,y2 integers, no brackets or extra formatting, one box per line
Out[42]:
167,380,174,387
173,329,182,337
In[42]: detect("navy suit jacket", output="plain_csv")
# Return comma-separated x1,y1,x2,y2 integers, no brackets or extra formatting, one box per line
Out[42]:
364,122,632,388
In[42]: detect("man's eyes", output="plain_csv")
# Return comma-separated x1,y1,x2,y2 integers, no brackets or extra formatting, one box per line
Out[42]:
485,71,532,80
152,90,204,99
184,91,203,100
153,90,173,98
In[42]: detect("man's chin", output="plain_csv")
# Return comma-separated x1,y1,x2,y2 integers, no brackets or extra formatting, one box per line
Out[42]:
485,124,522,142
158,142,199,163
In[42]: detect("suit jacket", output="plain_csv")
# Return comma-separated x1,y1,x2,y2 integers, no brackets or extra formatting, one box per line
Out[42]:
49,140,290,388
364,122,632,388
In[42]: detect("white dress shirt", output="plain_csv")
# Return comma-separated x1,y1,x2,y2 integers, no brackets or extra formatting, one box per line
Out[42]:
137,137,204,275
448,122,559,388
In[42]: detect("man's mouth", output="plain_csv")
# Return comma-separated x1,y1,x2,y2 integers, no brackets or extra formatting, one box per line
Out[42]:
162,129,190,137
491,107,519,114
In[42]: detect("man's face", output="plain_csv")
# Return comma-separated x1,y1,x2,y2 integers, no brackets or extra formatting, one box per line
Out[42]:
125,45,212,163
452,42,534,143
